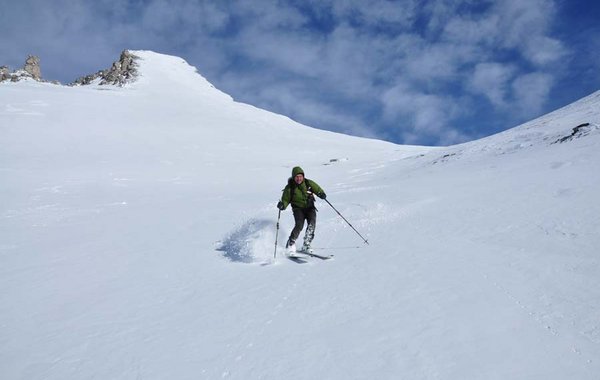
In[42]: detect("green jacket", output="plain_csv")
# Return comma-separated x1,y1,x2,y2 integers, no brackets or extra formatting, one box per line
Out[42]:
280,167,325,210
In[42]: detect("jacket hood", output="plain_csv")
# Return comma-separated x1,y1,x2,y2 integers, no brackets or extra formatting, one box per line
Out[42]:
292,166,304,177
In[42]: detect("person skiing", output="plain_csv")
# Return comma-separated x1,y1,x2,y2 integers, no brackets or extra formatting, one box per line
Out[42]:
277,166,326,254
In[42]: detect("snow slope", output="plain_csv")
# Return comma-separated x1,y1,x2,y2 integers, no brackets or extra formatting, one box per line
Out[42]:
1,51,599,379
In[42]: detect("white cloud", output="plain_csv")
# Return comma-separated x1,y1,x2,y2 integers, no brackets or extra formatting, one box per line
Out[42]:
232,1,307,31
511,72,554,117
522,35,567,66
442,12,500,46
423,0,463,34
235,29,322,77
439,0,566,67
241,79,376,139
381,82,465,144
300,0,418,28
331,0,418,27
469,62,516,107
401,39,479,83
492,0,567,66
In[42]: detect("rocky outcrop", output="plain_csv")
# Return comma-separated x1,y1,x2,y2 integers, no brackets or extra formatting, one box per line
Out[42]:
0,66,10,82
1,50,139,86
553,123,599,144
23,55,42,80
71,50,139,86
0,55,49,83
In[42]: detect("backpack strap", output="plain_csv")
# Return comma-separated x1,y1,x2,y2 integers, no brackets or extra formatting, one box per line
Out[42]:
305,179,313,194
304,179,317,211
288,178,296,205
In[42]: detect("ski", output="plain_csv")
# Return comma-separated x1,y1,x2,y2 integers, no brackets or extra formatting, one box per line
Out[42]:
295,250,334,260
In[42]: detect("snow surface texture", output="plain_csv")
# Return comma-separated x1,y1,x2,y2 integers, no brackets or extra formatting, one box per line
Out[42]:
1,51,599,379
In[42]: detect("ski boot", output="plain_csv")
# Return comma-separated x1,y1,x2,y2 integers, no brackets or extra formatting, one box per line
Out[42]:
285,239,297,255
299,243,313,254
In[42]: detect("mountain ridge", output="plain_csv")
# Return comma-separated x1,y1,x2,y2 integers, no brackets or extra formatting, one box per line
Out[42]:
3,49,599,154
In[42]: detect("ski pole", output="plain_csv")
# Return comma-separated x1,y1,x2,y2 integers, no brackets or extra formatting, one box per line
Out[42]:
274,209,281,259
324,199,369,245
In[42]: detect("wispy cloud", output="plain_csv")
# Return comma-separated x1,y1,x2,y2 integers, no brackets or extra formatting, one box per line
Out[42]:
469,63,516,107
381,81,467,144
512,72,554,117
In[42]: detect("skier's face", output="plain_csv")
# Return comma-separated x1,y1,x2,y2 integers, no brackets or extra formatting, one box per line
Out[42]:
294,174,304,184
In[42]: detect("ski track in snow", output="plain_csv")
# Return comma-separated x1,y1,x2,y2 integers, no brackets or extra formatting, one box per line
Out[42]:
218,270,310,379
452,236,597,366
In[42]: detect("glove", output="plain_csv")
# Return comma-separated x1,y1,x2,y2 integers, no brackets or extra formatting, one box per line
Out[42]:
318,192,326,200
277,201,285,210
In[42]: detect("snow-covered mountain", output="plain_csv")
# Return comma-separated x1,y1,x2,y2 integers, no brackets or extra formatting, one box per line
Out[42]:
1,50,599,379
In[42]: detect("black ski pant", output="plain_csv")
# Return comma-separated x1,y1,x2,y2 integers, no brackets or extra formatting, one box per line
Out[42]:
288,207,316,246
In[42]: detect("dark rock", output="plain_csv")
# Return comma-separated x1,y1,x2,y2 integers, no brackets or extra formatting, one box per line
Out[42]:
71,50,139,87
0,66,9,82
432,152,459,164
1,55,57,84
553,123,594,144
23,55,42,79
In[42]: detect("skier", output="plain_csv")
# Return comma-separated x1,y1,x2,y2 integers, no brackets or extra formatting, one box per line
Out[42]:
277,166,326,254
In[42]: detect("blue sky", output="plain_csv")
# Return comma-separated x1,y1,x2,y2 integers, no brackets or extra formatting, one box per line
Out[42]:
2,0,599,146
